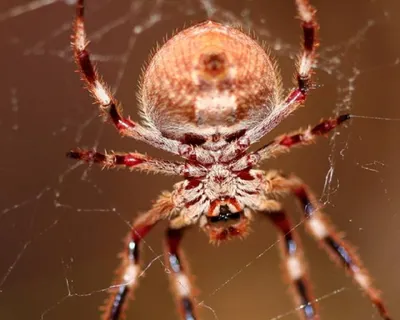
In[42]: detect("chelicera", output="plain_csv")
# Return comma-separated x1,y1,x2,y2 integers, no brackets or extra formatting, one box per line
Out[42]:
67,0,392,319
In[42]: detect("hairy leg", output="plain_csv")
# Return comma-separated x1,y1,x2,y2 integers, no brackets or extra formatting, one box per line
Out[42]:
165,226,198,320
259,200,318,319
67,149,184,175
266,172,392,320
244,0,319,144
231,114,350,171
102,192,174,320
256,114,350,161
72,0,181,155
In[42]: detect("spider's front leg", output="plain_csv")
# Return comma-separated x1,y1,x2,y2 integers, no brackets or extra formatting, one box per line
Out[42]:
244,0,318,144
102,193,198,320
231,114,350,170
73,0,181,155
257,199,318,320
266,171,392,320
165,222,198,320
67,149,185,175
102,192,174,320
255,114,350,161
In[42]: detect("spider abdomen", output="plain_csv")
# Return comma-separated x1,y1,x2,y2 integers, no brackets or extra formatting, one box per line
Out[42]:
140,21,281,142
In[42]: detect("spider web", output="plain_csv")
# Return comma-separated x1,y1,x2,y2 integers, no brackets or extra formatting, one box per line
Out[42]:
0,0,399,319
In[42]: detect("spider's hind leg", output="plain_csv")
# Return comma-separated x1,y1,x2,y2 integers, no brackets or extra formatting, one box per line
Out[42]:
259,199,319,320
101,192,174,320
164,219,198,320
67,148,185,175
268,172,392,320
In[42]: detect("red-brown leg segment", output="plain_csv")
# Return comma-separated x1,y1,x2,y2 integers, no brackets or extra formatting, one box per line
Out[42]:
295,0,318,95
268,173,392,320
102,192,174,320
165,227,198,320
67,149,184,175
72,0,181,155
244,0,319,145
73,1,135,135
255,114,350,161
283,0,319,103
263,201,318,320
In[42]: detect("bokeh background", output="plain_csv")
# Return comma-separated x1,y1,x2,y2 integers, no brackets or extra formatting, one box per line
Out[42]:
0,0,399,319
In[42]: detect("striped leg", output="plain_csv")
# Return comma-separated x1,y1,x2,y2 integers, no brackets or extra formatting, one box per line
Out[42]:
165,227,198,320
263,200,318,319
72,0,181,155
244,0,319,145
254,114,350,162
102,192,174,320
295,0,319,95
67,149,184,175
268,173,392,320
233,114,351,170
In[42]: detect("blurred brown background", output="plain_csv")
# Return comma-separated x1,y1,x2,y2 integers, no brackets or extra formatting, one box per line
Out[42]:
0,0,399,319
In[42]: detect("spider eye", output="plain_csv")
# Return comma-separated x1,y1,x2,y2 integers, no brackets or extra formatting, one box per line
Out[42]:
224,129,246,143
182,133,207,146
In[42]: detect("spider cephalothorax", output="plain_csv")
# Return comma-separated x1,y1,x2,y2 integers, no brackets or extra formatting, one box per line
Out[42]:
68,1,392,320
172,165,263,242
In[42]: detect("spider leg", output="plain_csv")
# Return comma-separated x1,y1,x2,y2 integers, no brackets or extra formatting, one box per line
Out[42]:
73,0,181,155
67,148,184,175
258,114,349,166
294,0,319,95
267,172,392,320
259,200,318,320
165,224,198,320
244,0,318,144
102,192,174,320
232,114,350,171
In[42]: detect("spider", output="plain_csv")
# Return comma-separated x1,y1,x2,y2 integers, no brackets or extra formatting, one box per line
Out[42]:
67,0,392,319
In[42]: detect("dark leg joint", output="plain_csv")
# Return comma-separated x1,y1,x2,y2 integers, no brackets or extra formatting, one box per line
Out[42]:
293,187,315,217
295,279,317,319
66,149,106,163
109,285,129,320
181,297,196,320
166,228,184,273
311,114,350,135
279,134,302,147
302,22,316,52
108,105,135,131
76,0,84,17
76,49,96,83
297,76,310,94
108,104,122,126
268,210,298,255
324,236,353,270
127,240,139,262
337,113,351,124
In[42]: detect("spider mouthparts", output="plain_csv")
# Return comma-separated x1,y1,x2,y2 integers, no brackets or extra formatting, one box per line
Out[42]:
206,221,251,244
204,211,250,243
